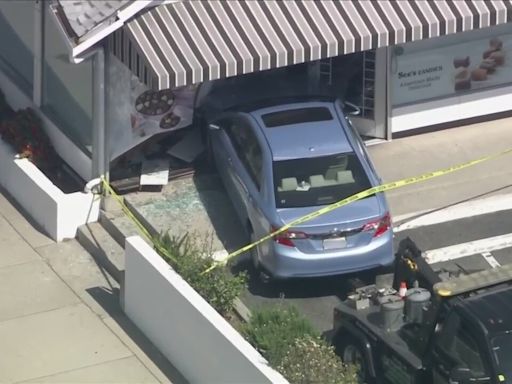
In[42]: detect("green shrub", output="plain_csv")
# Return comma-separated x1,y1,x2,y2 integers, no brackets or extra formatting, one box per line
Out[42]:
158,232,247,317
277,335,360,384
243,305,318,366
157,231,358,383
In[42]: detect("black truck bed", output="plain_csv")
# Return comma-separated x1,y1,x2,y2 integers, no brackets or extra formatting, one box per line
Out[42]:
337,300,423,370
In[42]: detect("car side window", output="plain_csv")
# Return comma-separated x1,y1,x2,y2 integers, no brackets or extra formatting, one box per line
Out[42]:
224,121,244,153
451,323,489,378
436,312,491,380
226,118,263,189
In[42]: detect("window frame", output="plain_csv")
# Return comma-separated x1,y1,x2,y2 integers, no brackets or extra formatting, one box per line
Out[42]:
434,309,492,381
224,116,263,190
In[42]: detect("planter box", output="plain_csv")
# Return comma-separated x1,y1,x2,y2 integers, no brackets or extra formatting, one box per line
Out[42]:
0,68,91,182
0,138,100,241
123,236,288,384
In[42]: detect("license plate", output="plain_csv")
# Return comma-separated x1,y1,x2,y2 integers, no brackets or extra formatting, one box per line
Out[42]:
323,237,347,250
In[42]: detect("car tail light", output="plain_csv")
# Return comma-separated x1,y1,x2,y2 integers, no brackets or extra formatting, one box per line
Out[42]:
363,213,391,238
271,226,308,247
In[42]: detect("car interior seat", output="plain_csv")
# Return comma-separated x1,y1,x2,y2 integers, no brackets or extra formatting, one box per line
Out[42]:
279,177,298,191
325,156,349,181
336,170,355,184
309,174,337,187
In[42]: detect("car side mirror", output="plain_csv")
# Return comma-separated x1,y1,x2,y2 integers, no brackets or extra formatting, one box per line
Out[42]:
208,123,221,131
449,366,473,384
344,101,361,116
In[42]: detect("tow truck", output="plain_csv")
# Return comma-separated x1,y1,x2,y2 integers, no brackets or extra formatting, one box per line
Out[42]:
332,237,512,384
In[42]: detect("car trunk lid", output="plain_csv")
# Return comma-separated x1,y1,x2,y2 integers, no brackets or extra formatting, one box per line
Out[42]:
274,196,387,252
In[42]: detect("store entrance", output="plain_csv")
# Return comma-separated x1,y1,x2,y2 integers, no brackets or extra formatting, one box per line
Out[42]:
194,49,388,143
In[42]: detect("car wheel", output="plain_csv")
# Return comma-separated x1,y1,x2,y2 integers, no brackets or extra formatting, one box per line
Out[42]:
249,232,260,270
336,336,371,383
249,231,272,284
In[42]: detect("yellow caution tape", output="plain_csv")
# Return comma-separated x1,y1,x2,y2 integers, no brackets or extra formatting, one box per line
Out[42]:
201,146,512,274
100,146,512,275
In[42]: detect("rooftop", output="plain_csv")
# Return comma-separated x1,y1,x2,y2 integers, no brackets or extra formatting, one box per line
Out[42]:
57,0,130,38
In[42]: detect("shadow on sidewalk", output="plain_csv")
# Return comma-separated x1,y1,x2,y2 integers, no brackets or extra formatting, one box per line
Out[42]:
86,286,188,384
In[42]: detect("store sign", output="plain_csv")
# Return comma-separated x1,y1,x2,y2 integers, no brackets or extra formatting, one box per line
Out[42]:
393,56,451,104
392,32,512,106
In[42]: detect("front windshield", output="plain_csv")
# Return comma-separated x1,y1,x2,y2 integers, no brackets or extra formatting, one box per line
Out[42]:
492,333,512,378
273,152,372,208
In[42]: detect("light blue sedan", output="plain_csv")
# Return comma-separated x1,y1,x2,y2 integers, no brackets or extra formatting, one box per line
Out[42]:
206,98,393,279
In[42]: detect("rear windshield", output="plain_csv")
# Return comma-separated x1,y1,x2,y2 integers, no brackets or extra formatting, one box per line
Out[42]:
273,153,372,208
262,107,332,127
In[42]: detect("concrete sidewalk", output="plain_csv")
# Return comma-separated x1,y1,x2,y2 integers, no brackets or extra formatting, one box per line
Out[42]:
368,116,512,219
0,191,185,383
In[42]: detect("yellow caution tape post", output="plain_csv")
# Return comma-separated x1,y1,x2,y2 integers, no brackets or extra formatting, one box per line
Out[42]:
100,146,512,275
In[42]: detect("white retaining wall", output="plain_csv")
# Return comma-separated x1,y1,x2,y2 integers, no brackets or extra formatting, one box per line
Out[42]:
124,236,287,384
0,138,100,241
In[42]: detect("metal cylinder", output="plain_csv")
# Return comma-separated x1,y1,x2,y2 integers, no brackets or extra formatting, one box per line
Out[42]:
380,295,404,332
405,288,431,323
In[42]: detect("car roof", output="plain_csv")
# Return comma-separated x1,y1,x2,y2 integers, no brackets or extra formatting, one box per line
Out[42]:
247,101,354,161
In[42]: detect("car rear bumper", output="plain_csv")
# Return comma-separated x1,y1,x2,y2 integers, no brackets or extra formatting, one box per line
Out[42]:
260,230,394,278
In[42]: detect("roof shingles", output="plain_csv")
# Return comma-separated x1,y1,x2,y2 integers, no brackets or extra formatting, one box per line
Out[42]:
58,0,131,37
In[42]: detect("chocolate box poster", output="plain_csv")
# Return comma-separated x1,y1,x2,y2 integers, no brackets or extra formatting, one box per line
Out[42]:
391,32,512,106
108,55,197,160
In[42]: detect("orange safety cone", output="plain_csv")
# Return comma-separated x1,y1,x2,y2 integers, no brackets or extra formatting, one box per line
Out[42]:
399,281,407,298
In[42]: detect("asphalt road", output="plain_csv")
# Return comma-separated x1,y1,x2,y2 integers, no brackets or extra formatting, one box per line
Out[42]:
234,206,512,334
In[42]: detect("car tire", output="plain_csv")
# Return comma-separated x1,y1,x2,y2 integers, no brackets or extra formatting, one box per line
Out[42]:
249,232,260,269
336,335,371,383
249,231,272,284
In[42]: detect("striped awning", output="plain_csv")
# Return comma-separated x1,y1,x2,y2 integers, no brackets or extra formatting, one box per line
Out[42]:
109,0,512,90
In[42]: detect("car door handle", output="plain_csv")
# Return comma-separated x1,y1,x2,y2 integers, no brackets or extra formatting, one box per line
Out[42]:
227,157,232,165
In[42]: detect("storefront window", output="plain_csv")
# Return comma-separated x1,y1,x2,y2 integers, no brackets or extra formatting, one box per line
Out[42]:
391,23,512,107
0,0,34,96
42,11,93,153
